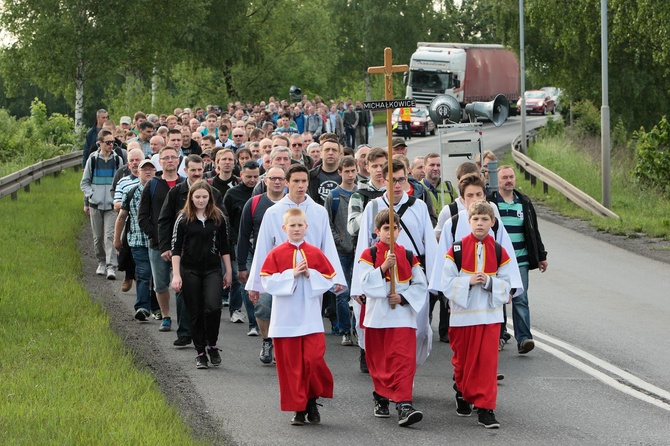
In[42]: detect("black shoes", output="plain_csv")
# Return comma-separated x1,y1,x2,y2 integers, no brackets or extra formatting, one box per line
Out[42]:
396,402,423,427
518,339,535,354
306,398,321,424
359,348,369,374
290,411,307,426
207,347,221,366
173,336,192,346
477,408,500,428
373,392,390,418
195,354,208,369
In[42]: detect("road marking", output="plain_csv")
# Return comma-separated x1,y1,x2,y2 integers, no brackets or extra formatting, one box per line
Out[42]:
509,325,670,412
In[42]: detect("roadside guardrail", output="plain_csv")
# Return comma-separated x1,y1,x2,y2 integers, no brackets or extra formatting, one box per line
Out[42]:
0,151,82,200
511,135,618,219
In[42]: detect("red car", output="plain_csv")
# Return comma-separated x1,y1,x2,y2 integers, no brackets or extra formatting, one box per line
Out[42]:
516,90,556,115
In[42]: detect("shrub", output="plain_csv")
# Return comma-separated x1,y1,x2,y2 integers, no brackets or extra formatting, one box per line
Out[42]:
539,116,565,138
633,116,670,196
572,100,601,137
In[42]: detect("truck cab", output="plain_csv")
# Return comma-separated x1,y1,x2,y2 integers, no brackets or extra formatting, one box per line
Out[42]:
404,46,467,106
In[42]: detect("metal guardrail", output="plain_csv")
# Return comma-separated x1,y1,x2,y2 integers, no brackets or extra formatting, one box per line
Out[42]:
0,151,83,200
511,135,618,219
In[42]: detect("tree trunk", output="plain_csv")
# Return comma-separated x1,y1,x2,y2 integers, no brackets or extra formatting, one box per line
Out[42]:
222,64,239,100
151,66,158,110
74,46,84,134
364,71,372,102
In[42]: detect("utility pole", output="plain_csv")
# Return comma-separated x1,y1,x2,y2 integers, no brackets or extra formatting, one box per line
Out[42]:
519,0,527,154
601,0,611,208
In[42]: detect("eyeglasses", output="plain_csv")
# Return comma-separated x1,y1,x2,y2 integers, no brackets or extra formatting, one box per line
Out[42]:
160,155,179,160
267,176,285,182
291,143,303,147
102,140,115,145
233,134,244,137
390,177,407,184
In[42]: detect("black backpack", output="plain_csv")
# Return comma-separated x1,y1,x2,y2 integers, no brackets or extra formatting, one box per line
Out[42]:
451,240,503,272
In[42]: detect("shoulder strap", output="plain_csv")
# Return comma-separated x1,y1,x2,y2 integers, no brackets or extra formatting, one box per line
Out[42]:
150,178,159,199
450,212,460,240
390,196,420,255
370,245,377,265
396,196,416,218
495,241,502,267
405,248,414,268
331,187,340,218
448,201,459,219
250,194,262,219
453,240,463,271
445,180,455,202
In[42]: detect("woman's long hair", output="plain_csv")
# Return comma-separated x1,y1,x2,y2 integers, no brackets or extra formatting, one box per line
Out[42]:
182,180,223,226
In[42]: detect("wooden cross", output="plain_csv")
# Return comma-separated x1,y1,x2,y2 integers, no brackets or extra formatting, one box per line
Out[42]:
368,47,408,307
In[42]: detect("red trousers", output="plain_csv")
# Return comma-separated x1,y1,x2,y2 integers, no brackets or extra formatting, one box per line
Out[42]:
449,323,500,410
273,333,334,412
365,327,416,403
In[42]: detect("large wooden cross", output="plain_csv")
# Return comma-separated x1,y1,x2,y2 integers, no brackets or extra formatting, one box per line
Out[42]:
368,47,408,306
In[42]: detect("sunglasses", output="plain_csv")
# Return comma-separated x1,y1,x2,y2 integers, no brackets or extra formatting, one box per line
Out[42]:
102,140,115,145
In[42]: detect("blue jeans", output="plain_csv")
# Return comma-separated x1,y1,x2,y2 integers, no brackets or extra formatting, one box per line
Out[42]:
512,264,532,345
130,247,152,312
336,254,354,333
225,245,257,329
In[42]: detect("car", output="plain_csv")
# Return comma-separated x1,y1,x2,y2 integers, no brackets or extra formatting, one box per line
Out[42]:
540,86,562,111
516,90,556,115
391,106,436,137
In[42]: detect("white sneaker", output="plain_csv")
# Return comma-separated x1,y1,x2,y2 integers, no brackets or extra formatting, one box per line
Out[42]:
230,310,245,323
247,327,260,336
96,264,106,275
106,267,116,280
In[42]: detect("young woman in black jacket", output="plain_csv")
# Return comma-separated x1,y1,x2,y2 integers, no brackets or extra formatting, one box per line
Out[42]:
171,180,232,369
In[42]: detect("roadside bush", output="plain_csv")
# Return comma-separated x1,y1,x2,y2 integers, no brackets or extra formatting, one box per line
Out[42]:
572,100,601,137
633,116,670,196
539,116,565,138
0,98,75,172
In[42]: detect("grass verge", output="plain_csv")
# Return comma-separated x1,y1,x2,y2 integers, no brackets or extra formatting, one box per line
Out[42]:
502,134,670,238
0,171,206,445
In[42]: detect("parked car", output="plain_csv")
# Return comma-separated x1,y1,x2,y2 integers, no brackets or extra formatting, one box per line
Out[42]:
516,90,556,115
391,107,436,137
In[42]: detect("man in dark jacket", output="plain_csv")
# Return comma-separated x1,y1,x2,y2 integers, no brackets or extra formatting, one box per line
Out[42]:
307,133,342,206
82,109,109,167
138,146,184,339
489,165,548,355
222,161,260,335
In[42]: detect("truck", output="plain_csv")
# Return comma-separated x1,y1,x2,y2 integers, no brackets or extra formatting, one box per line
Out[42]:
404,43,520,119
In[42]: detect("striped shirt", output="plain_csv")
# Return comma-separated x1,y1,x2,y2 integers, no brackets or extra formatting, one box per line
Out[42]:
114,174,139,205
496,193,528,266
121,184,149,248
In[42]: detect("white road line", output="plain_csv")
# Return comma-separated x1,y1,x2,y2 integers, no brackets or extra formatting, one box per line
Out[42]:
508,325,670,412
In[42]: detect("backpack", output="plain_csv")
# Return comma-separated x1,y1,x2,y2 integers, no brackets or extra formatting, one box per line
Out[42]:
330,187,341,218
250,194,262,220
89,151,123,179
451,240,503,272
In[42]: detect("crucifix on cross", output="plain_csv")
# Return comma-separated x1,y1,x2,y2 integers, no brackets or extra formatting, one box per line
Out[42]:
367,47,409,307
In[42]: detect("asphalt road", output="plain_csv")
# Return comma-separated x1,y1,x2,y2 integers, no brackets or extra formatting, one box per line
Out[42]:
98,116,670,445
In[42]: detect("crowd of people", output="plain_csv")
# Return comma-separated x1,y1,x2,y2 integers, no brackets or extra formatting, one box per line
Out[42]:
79,96,548,430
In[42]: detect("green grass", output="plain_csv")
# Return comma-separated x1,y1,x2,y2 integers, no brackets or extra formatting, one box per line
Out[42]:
503,134,670,238
0,171,207,445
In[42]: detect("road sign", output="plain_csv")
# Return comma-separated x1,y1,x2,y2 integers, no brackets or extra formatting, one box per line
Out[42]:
363,99,416,110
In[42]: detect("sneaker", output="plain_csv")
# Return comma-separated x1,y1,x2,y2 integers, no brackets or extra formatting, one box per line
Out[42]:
247,327,260,337
290,411,306,426
373,392,390,418
397,402,423,427
498,338,506,351
454,389,472,417
159,317,172,332
152,311,163,320
359,348,369,374
134,308,150,322
195,354,209,369
173,336,192,346
330,321,340,335
230,310,245,323
341,333,353,346
121,278,133,292
518,339,535,354
497,373,505,381
503,332,512,341
106,267,116,280
306,398,321,424
439,334,450,343
260,339,273,364
96,264,106,275
207,347,221,366
477,408,500,429
222,298,229,307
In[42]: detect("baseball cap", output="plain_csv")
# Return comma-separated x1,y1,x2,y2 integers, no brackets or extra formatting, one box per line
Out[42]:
392,137,407,148
139,159,155,169
120,116,132,125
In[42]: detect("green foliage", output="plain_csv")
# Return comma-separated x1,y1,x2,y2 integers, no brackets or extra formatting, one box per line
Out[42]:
539,116,565,138
633,116,670,196
0,99,75,174
572,100,601,137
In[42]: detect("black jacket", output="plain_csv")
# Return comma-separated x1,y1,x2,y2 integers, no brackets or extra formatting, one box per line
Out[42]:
157,181,225,254
138,175,185,250
223,182,255,243
172,215,230,271
488,189,547,270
